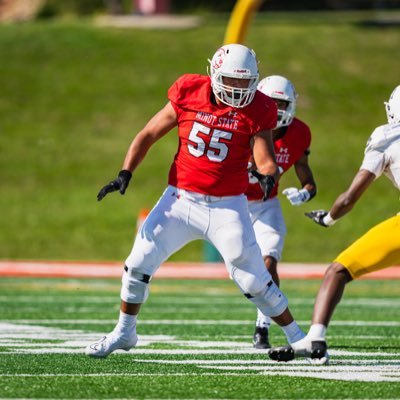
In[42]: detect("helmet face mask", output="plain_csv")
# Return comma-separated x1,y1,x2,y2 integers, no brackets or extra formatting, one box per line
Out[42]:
257,75,297,129
385,85,400,124
208,44,259,108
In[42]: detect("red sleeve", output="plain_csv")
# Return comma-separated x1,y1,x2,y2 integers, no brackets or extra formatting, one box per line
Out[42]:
168,74,209,118
167,76,184,117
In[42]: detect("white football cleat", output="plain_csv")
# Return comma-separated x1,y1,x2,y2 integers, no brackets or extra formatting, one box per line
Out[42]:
85,332,137,358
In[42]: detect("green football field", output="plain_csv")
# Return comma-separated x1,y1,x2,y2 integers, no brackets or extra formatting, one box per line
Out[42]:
0,277,399,399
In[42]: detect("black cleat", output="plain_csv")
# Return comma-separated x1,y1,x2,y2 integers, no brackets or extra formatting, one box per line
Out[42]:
268,345,295,362
311,340,328,359
268,340,329,364
252,327,271,349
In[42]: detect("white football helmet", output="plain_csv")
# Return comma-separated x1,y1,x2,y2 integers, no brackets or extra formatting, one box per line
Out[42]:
208,44,259,108
385,85,400,124
257,75,297,128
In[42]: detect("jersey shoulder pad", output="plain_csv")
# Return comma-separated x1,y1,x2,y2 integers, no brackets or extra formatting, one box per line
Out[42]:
168,74,210,109
290,118,311,137
365,124,389,153
288,117,312,147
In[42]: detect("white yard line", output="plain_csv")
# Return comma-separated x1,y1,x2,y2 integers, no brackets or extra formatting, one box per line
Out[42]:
2,319,400,326
0,367,399,382
1,321,399,382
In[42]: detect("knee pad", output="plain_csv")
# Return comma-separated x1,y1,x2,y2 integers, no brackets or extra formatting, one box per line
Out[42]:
231,267,267,295
120,266,151,304
246,280,288,317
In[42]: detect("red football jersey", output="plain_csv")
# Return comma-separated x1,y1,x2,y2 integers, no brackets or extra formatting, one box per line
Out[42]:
246,118,312,201
167,74,277,196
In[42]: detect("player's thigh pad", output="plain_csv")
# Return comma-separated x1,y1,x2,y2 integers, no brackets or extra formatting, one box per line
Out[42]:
210,195,259,266
249,198,286,260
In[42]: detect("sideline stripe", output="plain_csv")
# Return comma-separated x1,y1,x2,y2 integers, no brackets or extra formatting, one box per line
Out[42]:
0,260,399,280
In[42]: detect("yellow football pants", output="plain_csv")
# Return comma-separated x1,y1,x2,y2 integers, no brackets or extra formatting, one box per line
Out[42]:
335,214,400,279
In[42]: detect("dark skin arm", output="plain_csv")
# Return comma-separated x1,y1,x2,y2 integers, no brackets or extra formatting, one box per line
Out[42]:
294,153,317,199
329,169,376,220
310,169,376,326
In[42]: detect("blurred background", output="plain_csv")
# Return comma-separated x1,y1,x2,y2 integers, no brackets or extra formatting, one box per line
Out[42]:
0,0,399,264
2,1,400,20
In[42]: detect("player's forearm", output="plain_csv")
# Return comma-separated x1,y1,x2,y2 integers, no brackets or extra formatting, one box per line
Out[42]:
253,144,279,181
328,169,376,220
329,192,357,220
122,131,154,173
253,129,278,180
256,160,279,181
295,161,316,200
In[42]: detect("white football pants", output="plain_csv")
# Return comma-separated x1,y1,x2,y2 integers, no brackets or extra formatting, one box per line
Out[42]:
248,197,287,261
122,186,288,316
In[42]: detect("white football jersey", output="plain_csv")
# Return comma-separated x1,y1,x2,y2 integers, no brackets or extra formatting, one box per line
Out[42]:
361,122,400,190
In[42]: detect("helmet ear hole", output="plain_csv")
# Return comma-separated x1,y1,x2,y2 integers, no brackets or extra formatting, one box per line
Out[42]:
208,44,259,108
257,75,297,129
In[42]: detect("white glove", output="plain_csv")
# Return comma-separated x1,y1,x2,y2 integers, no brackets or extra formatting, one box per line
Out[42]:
282,187,311,206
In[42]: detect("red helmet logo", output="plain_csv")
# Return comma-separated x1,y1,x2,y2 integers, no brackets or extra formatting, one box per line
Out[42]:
212,48,226,69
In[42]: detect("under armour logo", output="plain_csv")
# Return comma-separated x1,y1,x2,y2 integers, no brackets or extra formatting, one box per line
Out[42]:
228,111,238,117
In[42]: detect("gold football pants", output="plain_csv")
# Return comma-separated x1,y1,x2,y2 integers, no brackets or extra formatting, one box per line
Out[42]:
335,214,400,279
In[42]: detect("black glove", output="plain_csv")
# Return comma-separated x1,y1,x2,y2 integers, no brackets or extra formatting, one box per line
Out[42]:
97,170,132,201
305,210,329,227
251,170,275,201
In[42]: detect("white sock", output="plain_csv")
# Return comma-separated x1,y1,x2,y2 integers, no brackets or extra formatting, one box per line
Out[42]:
114,311,137,337
308,324,327,340
281,321,305,344
256,309,271,329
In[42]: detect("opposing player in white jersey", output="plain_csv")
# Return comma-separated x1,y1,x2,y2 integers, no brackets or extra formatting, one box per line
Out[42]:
85,44,306,358
269,85,400,363
247,75,317,348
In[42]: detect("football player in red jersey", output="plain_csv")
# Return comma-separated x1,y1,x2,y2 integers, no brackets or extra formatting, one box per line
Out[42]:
85,44,306,358
248,76,317,349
